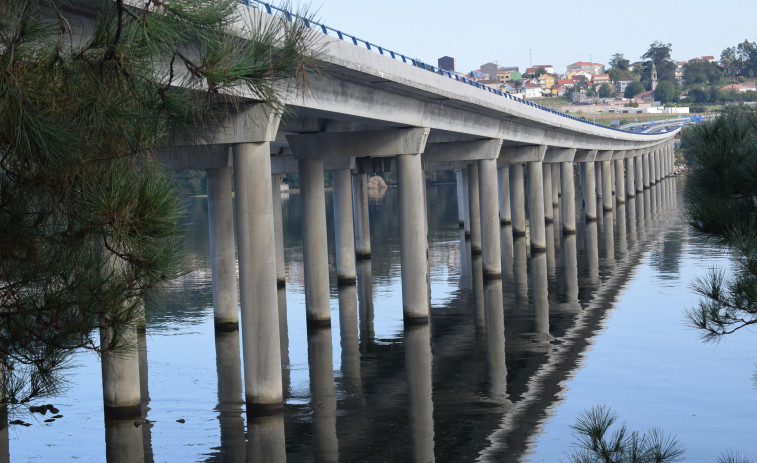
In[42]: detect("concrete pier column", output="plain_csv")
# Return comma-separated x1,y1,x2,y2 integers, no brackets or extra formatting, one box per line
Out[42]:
214,330,245,462
332,169,357,286
461,166,471,237
405,324,435,463
356,260,374,343
233,140,283,413
510,164,527,236
642,152,651,188
467,163,482,253
655,149,662,182
397,153,430,322
615,159,626,204
601,160,613,211
649,150,657,185
561,161,576,234
299,158,331,325
351,173,371,260
271,173,286,289
456,169,466,227
582,162,597,221
527,160,547,252
595,162,602,199
542,163,554,223
625,157,636,199
206,167,239,330
498,166,512,225
552,163,561,207
478,158,502,279
635,155,644,193
101,321,141,417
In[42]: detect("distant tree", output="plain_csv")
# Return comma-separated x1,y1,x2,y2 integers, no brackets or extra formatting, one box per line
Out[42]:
598,82,615,98
534,67,547,77
687,88,710,104
642,40,677,82
624,80,645,98
683,59,724,85
609,53,630,71
684,106,757,340
721,46,740,77
655,81,678,103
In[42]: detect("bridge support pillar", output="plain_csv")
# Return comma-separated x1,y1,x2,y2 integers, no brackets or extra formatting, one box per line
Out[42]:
397,153,430,322
527,160,547,253
561,161,576,234
498,166,511,225
478,158,502,279
206,166,239,330
642,152,651,188
101,319,141,418
467,163,482,254
552,164,561,207
655,150,662,183
625,157,636,199
615,159,626,204
581,161,597,221
601,160,613,211
352,173,371,260
461,167,471,237
510,164,526,236
333,169,357,286
299,158,331,325
542,163,554,223
272,173,286,289
233,137,283,413
635,156,644,193
456,169,466,227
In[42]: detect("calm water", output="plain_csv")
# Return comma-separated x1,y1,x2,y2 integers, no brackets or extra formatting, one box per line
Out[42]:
9,178,757,462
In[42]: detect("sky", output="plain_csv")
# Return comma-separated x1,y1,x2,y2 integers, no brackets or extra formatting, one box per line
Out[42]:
298,0,757,75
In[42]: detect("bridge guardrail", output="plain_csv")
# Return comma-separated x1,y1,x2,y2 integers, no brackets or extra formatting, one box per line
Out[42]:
242,0,661,135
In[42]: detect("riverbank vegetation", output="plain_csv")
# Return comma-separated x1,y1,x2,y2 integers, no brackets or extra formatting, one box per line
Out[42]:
0,0,316,410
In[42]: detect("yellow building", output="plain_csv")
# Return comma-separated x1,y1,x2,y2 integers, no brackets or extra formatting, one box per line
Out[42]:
538,73,555,90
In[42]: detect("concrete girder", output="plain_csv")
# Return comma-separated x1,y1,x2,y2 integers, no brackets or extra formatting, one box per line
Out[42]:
498,145,547,165
543,147,577,163
611,150,626,161
287,128,430,159
422,139,504,163
595,150,614,162
574,149,597,162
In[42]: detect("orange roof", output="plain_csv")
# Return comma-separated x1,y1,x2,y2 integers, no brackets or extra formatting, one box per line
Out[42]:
568,61,603,67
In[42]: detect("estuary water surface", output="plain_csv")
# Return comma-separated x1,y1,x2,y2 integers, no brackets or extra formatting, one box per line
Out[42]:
10,178,757,462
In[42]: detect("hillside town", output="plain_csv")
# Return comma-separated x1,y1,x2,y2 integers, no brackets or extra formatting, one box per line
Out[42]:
435,39,757,119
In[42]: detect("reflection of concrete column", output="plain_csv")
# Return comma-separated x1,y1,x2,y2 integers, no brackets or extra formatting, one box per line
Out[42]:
561,162,576,234
601,160,613,211
501,224,514,280
467,163,482,254
214,330,245,462
461,166,471,237
352,173,371,260
513,236,529,303
562,233,579,308
299,158,331,325
233,141,282,412
247,414,286,462
356,260,374,344
207,167,239,329
459,228,472,291
478,158,502,279
498,166,512,225
616,203,627,259
615,159,626,204
527,161,547,252
545,222,556,281
405,324,435,463
542,163,554,223
635,156,644,194
278,288,290,395
338,285,362,395
308,327,338,462
105,417,145,463
643,188,652,226
602,210,615,264
272,173,286,288
625,158,636,199
471,254,486,333
484,280,507,400
456,169,465,227
510,164,526,236
531,253,550,345
0,418,7,463
397,153,430,322
582,162,597,221
627,197,638,243
332,169,357,286
585,220,599,287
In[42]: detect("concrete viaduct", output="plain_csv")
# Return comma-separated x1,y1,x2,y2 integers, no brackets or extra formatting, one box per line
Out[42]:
102,1,680,418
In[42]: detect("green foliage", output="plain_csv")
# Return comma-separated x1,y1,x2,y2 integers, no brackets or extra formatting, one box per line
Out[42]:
641,41,676,83
598,83,616,98
683,59,723,86
566,406,685,463
654,81,678,104
624,81,645,99
0,0,315,408
683,107,757,340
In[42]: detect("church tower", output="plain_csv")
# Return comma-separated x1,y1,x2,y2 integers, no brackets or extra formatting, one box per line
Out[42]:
651,62,658,91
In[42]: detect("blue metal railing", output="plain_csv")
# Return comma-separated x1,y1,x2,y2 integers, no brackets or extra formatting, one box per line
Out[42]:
241,0,656,135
